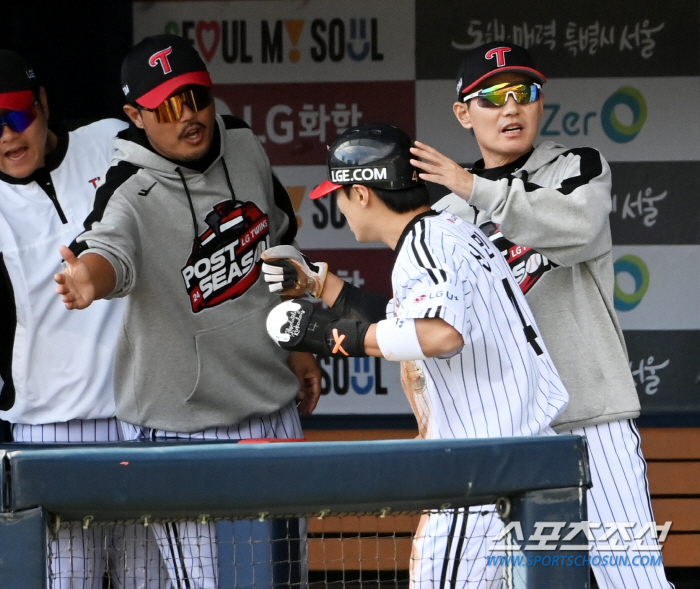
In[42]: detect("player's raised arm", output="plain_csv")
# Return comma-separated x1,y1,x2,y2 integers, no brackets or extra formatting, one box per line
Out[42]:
54,245,116,310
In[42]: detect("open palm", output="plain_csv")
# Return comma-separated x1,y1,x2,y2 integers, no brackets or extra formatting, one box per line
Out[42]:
54,245,96,310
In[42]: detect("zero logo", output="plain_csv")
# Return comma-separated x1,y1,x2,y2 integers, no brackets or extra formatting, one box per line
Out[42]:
541,86,647,142
614,254,649,311
601,87,647,144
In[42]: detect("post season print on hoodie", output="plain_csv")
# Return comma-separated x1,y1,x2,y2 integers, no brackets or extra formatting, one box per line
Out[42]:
182,200,270,312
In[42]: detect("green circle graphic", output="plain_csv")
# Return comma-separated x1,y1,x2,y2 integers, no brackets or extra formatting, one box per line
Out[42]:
613,254,650,311
601,87,647,143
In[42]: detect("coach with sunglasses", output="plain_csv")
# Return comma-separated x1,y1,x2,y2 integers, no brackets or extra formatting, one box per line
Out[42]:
54,34,319,588
411,42,671,589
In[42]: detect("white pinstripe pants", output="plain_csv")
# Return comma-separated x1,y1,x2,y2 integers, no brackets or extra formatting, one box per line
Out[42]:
566,419,674,589
411,506,504,589
120,400,304,589
409,420,675,589
11,417,166,589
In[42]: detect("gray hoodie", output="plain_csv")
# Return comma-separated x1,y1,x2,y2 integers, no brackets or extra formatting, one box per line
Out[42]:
435,141,640,431
72,115,300,432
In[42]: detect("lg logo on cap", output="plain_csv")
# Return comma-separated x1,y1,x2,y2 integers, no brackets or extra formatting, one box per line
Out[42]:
330,167,388,183
485,47,511,67
149,47,173,74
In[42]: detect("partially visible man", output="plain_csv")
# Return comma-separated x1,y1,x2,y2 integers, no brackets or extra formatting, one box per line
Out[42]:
410,41,672,589
0,50,129,588
54,34,320,589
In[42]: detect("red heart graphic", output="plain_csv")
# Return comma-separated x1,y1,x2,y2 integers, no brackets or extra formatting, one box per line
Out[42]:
196,21,220,63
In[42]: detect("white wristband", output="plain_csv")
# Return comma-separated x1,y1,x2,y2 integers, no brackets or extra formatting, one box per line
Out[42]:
375,318,428,361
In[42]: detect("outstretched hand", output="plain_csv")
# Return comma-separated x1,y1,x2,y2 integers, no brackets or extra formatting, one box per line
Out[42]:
54,245,97,310
410,141,474,200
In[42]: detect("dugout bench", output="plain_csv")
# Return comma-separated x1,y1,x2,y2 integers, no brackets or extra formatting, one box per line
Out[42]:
0,436,590,589
640,428,700,567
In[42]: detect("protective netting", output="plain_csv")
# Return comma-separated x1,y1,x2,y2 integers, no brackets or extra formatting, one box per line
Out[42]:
47,507,507,589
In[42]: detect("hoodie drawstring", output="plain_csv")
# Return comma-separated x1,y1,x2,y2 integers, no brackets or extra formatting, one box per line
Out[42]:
220,158,238,202
175,159,239,244
175,166,200,243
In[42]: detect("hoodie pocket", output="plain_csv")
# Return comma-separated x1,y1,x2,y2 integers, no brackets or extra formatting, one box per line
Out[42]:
185,301,296,418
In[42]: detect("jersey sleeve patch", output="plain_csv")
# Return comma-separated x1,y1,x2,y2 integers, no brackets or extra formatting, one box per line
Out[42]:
400,282,464,327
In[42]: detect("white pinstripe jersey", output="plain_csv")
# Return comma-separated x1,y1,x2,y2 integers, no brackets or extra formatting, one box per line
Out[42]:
392,210,568,439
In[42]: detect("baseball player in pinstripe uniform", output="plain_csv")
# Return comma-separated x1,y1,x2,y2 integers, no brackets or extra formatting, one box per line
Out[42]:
264,123,569,588
0,50,152,589
409,42,672,589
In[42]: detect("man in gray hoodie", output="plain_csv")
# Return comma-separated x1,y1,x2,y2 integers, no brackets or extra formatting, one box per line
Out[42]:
54,34,320,589
410,42,671,589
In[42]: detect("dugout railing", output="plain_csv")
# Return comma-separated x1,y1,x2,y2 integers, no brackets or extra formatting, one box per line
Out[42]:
0,436,591,588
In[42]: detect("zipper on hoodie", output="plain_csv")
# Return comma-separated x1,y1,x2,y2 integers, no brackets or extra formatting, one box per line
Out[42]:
35,168,67,224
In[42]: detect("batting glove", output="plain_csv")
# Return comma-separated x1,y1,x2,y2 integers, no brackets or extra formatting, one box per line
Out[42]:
261,246,328,299
266,299,369,357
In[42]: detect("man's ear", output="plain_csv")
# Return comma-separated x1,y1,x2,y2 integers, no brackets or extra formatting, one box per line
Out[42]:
38,87,49,119
353,185,372,208
453,101,473,130
536,90,545,118
123,104,144,129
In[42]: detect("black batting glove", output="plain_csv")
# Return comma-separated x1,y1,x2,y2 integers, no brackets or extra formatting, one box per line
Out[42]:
266,299,370,357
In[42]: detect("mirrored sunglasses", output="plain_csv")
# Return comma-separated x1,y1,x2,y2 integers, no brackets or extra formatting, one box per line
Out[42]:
0,104,37,135
143,87,213,123
463,82,542,108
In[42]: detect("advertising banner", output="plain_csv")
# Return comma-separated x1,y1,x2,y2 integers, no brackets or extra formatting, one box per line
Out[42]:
612,246,700,330
626,331,700,413
214,81,415,167
134,0,416,416
134,0,415,83
316,357,408,414
610,162,700,245
415,0,699,79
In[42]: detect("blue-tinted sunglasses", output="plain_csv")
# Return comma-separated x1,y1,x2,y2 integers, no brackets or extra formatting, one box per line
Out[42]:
0,104,37,135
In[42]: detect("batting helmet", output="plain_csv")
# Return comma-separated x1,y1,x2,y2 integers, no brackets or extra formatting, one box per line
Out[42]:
309,123,424,199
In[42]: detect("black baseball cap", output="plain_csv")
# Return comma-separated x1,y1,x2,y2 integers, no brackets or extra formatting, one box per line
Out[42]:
310,123,424,200
0,50,40,111
455,42,546,101
121,34,212,109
